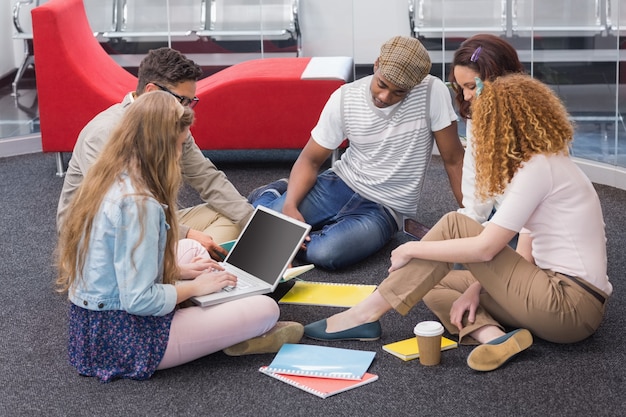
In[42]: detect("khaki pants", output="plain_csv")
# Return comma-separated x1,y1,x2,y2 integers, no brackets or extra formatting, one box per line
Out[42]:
178,204,241,244
378,212,608,344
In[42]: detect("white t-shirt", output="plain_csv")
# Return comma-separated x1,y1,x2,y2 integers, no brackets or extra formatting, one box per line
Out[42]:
313,75,456,149
457,119,506,224
311,75,458,225
489,154,611,295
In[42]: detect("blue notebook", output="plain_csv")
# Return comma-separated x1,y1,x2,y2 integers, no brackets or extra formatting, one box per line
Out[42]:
265,344,376,380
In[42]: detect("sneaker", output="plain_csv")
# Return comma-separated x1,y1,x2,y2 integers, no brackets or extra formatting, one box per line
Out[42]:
247,178,288,204
222,321,304,356
466,328,533,372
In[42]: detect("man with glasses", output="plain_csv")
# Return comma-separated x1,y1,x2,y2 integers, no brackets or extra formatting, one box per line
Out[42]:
57,47,253,260
152,82,200,108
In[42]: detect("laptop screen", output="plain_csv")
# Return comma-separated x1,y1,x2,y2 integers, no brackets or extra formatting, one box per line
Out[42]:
224,207,310,284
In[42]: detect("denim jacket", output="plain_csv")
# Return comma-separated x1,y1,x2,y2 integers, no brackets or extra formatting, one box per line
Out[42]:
68,175,177,316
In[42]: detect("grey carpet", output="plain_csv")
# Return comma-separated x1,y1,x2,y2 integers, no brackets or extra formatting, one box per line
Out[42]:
1,150,624,416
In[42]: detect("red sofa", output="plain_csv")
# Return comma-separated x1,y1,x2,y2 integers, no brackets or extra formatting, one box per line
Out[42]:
32,0,352,175
192,56,351,150
32,0,136,176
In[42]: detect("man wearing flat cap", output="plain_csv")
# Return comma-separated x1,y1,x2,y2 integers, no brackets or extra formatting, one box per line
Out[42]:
250,36,464,270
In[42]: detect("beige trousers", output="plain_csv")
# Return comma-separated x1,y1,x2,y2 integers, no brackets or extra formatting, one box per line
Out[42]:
178,204,242,244
378,212,608,345
157,239,279,370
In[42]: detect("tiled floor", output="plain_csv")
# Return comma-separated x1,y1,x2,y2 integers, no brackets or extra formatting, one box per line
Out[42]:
0,84,39,140
1,73,625,168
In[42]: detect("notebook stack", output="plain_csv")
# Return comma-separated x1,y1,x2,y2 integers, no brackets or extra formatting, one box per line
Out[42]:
259,344,378,399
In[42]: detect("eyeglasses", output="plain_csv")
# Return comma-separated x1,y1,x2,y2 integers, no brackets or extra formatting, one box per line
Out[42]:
152,83,199,109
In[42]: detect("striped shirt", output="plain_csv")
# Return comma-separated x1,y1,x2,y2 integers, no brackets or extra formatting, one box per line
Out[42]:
312,74,457,226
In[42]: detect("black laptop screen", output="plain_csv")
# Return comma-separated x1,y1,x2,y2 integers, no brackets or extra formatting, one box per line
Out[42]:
224,208,309,284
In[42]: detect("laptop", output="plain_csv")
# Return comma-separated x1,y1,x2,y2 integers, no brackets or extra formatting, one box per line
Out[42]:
191,205,311,307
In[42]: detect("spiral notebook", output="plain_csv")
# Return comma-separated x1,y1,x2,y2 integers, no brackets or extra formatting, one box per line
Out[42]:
259,367,378,399
278,281,377,307
265,344,376,380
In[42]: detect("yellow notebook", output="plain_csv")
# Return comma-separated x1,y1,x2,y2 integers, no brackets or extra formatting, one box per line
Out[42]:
382,336,458,361
279,281,377,307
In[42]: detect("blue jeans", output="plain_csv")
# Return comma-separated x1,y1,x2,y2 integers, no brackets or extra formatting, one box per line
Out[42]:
255,170,398,270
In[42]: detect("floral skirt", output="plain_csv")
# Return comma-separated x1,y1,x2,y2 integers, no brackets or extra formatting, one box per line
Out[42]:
68,304,174,383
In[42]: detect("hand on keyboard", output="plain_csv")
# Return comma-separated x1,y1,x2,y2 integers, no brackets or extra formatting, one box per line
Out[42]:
189,269,237,297
221,275,254,292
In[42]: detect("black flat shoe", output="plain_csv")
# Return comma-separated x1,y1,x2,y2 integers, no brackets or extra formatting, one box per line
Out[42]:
304,319,381,341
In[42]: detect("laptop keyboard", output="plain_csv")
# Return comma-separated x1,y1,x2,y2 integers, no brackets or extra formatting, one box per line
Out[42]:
222,274,255,292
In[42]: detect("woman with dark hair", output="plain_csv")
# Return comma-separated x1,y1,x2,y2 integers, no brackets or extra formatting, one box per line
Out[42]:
304,75,611,372
449,34,525,223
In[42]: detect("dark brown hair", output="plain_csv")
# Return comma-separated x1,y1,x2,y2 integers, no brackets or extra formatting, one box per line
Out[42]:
136,47,203,94
449,34,524,119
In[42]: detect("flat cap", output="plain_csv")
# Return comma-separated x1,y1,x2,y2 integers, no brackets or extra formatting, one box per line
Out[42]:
378,36,432,90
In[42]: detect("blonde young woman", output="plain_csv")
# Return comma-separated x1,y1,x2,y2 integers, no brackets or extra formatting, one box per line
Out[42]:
57,91,302,383
304,74,611,371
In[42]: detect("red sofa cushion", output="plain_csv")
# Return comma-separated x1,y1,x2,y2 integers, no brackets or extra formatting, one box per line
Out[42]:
191,57,346,150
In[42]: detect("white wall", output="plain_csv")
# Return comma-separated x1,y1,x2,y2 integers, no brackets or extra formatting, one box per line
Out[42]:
299,0,409,64
351,0,410,64
299,0,354,58
1,0,18,79
4,0,410,72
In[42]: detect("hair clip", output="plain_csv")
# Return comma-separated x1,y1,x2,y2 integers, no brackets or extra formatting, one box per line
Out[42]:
470,46,482,63
474,77,484,97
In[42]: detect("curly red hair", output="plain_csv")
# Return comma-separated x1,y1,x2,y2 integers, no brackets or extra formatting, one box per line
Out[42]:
471,74,574,199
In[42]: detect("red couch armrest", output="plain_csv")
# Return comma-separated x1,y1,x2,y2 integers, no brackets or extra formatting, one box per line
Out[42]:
32,0,136,153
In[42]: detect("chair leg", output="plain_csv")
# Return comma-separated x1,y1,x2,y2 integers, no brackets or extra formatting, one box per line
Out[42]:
55,152,66,177
11,39,35,100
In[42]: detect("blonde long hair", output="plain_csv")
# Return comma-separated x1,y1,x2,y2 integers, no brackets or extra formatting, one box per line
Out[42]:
56,91,194,293
471,74,574,200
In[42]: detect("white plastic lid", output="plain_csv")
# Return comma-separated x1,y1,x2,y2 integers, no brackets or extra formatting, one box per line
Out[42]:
413,321,444,337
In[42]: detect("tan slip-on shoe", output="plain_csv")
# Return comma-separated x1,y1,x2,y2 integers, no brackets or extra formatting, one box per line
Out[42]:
467,328,533,372
223,321,304,356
